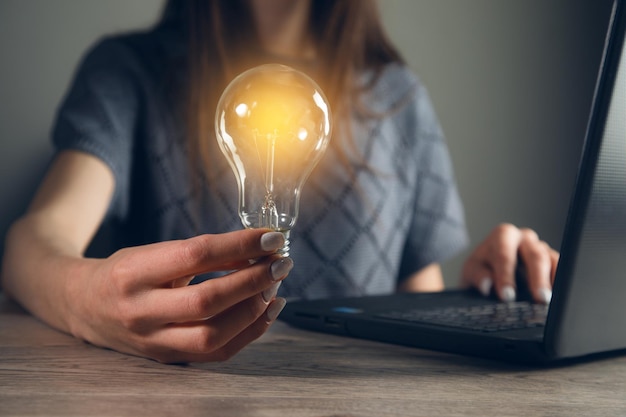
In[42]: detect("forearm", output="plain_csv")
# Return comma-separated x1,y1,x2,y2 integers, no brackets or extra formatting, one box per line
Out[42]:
398,263,445,292
1,214,91,336
1,150,115,335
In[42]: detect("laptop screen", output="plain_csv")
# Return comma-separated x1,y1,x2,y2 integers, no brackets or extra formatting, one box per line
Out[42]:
546,0,626,358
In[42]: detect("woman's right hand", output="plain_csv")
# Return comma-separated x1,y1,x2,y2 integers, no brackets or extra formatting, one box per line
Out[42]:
67,229,292,363
0,151,292,364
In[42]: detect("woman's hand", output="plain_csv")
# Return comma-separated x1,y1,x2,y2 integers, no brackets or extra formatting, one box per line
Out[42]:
0,151,292,364
66,229,292,363
461,223,559,304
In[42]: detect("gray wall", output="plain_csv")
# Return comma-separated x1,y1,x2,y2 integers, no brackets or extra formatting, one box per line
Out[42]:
380,1,614,281
0,0,614,286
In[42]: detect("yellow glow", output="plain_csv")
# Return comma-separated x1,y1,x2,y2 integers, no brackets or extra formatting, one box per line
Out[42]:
297,128,308,141
235,103,248,118
214,64,332,233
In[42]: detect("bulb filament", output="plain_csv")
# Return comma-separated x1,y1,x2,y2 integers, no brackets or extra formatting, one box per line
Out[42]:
255,130,280,230
261,191,279,230
264,131,276,194
250,130,288,256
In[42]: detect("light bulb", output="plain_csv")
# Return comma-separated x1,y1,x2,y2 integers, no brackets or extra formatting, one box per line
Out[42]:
215,64,332,256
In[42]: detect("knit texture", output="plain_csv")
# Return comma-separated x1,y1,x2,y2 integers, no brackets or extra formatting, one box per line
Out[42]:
52,28,469,299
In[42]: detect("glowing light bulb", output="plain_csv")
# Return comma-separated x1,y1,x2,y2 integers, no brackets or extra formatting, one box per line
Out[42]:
215,64,332,256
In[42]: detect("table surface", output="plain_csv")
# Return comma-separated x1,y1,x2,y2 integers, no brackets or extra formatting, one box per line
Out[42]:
1,294,626,417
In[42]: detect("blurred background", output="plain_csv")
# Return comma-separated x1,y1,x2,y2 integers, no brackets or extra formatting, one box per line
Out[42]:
0,0,615,286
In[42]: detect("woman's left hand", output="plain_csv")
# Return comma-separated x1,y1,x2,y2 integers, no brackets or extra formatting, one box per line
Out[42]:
461,223,560,304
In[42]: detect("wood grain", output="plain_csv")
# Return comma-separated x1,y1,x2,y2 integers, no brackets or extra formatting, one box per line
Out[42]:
1,294,625,417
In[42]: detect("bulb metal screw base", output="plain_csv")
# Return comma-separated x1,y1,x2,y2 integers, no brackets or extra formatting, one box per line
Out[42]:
276,229,291,258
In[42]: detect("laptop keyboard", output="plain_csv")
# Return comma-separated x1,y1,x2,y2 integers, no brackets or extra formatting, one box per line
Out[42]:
376,301,548,333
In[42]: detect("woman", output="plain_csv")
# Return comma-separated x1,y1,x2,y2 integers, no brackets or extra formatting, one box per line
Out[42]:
0,0,558,363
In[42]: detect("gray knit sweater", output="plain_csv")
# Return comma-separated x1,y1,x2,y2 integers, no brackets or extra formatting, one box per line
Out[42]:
52,26,468,299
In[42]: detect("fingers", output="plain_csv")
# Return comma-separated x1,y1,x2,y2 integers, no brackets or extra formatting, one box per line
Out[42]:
107,253,292,363
147,294,284,356
549,247,560,285
461,258,494,297
518,232,553,304
112,229,286,287
462,223,559,304
141,256,293,324
486,224,523,302
462,223,521,301
133,298,287,364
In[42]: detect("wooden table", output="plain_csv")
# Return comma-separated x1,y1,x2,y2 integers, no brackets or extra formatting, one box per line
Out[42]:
1,294,625,417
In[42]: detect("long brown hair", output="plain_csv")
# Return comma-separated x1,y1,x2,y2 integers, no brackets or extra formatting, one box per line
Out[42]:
160,0,404,182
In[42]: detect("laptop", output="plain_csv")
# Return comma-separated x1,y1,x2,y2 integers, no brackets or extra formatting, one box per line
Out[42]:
280,0,626,364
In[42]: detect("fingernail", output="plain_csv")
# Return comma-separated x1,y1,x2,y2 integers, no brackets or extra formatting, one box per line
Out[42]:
262,281,281,303
478,277,493,297
266,298,287,321
537,288,552,304
270,257,294,281
261,232,285,251
500,286,516,302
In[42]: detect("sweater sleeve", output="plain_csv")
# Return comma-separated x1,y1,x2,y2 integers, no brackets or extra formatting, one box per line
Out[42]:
397,78,469,281
51,37,142,222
